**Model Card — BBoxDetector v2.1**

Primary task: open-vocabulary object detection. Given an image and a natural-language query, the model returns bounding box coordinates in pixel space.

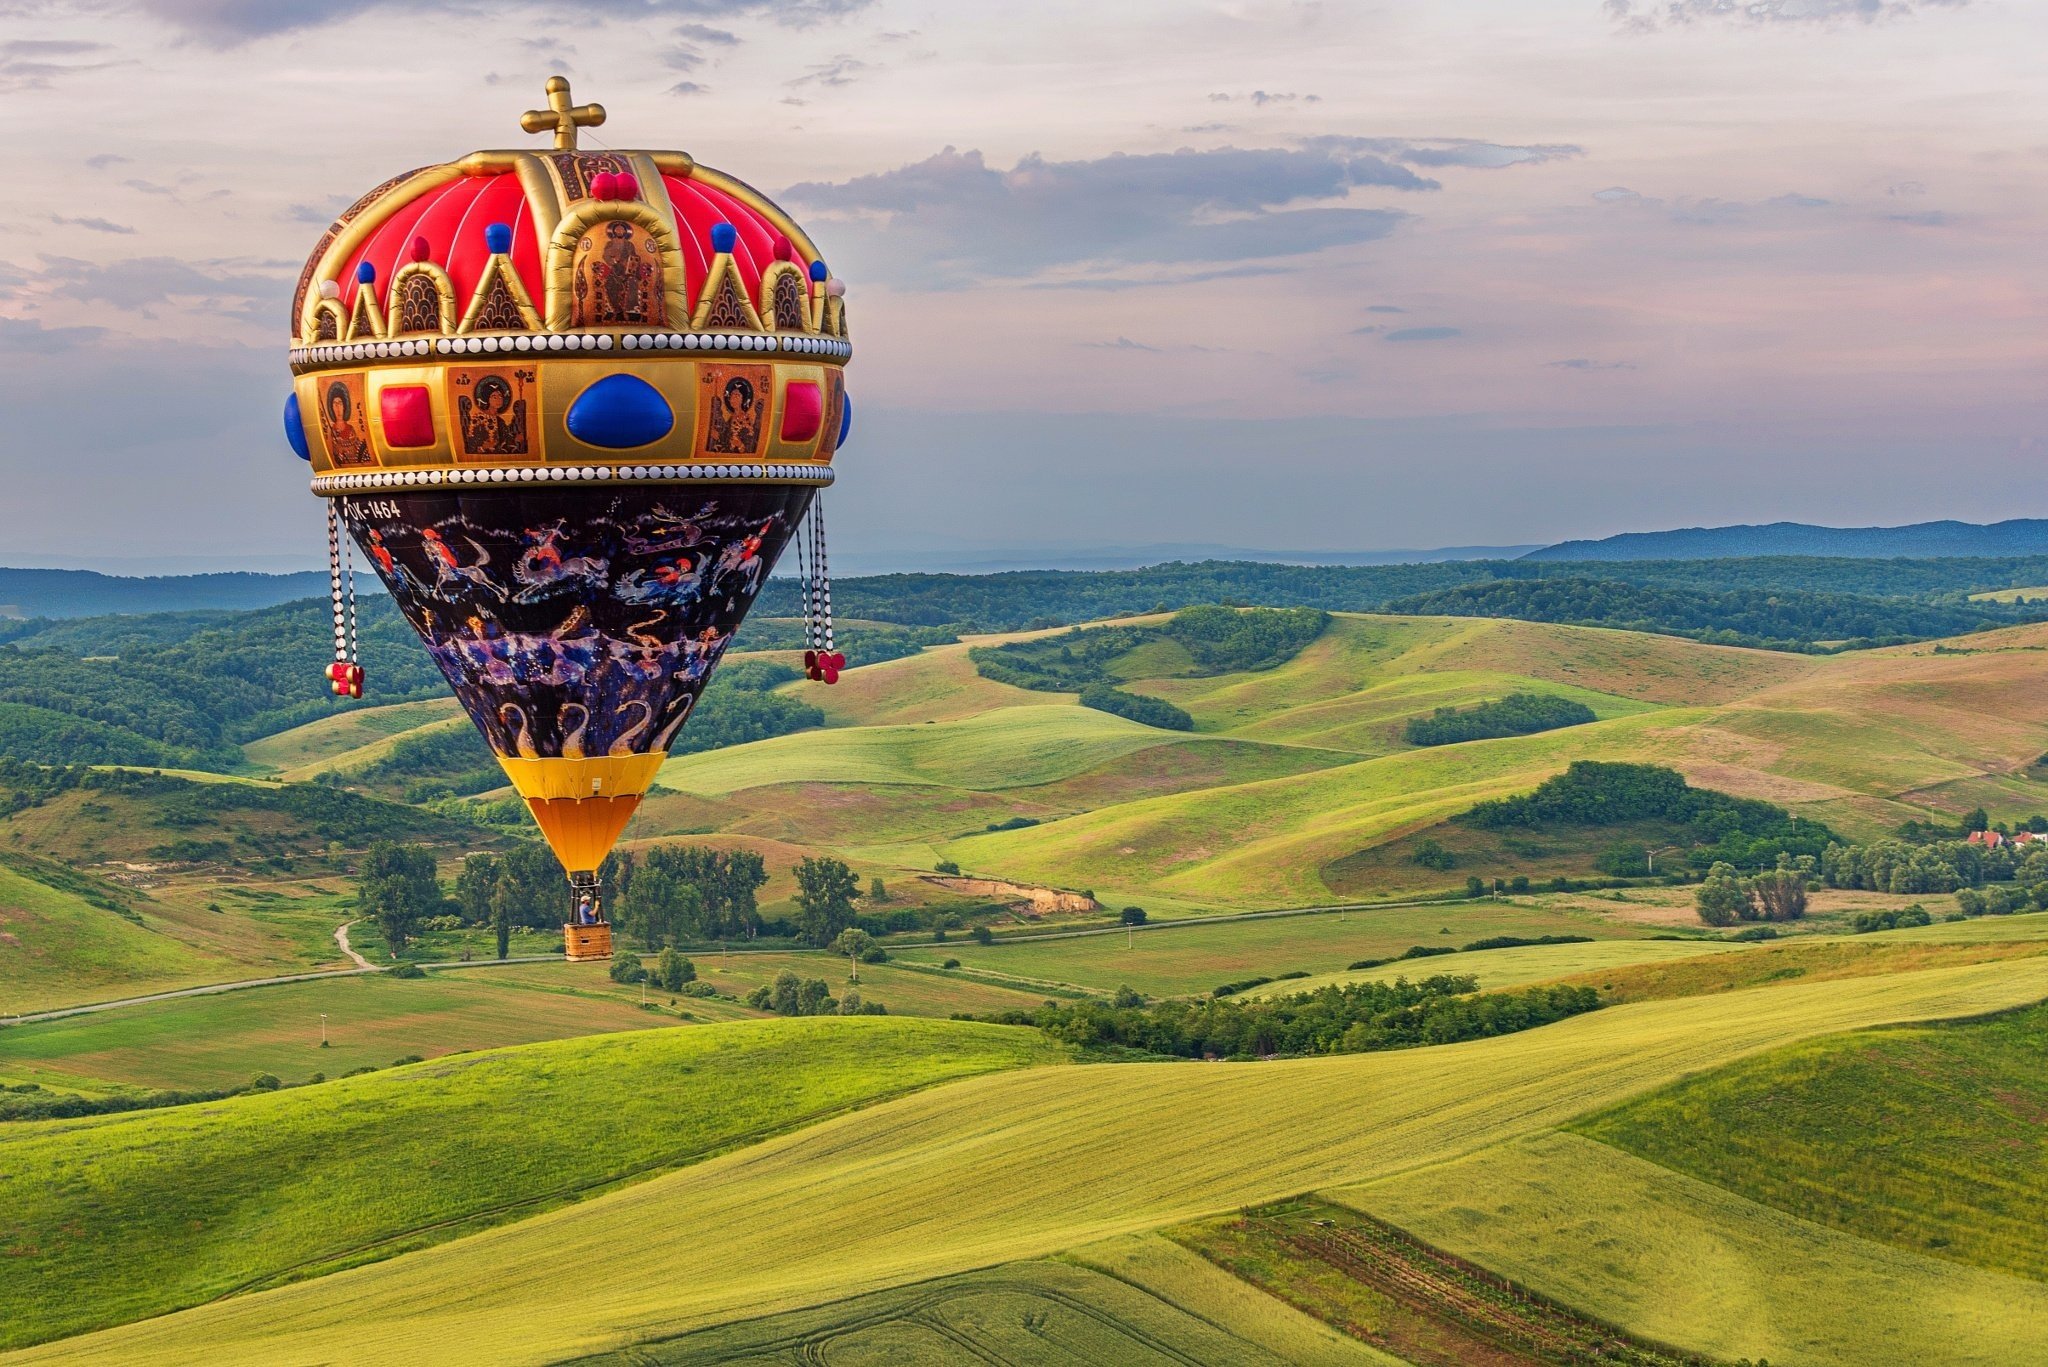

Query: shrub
[942,958,961,969]
[1412,839,1456,871]
[387,962,427,979]
[971,925,994,945]
[935,860,961,876]
[1850,904,1934,934]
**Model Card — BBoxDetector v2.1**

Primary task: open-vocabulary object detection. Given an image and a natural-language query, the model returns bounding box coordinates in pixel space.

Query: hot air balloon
[282,78,852,960]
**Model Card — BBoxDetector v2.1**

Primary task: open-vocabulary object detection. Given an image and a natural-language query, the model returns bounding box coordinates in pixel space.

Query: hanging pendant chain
[326,501,348,665]
[814,492,834,653]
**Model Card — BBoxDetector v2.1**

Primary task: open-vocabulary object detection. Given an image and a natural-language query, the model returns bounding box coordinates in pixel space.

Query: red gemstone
[379,385,435,448]
[780,381,823,444]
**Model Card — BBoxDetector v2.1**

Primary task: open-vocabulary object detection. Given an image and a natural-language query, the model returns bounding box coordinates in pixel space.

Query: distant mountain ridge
[0,568,328,621]
[1523,520,2048,562]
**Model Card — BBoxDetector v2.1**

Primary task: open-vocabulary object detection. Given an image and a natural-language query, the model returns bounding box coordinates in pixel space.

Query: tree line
[974,975,1601,1060]
[358,841,874,957]
[1404,693,1596,747]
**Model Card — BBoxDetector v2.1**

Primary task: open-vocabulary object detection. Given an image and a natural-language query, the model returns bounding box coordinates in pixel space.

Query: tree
[869,876,889,903]
[838,987,864,1015]
[654,946,694,992]
[971,924,994,945]
[454,853,498,925]
[793,856,860,946]
[1695,861,1754,927]
[1595,841,1649,877]
[490,883,512,960]
[1120,906,1147,925]
[1750,868,1808,921]
[1965,807,1991,833]
[610,951,646,984]
[832,927,876,983]
[357,841,440,955]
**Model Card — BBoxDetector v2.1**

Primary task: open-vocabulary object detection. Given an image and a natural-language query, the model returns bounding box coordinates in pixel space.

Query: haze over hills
[1524,519,2048,562]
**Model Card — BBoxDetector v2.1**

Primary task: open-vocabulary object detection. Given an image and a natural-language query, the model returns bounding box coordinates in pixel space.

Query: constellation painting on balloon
[282,76,853,957]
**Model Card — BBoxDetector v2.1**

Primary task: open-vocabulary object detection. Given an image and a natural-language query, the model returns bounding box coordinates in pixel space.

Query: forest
[1458,761,1839,870]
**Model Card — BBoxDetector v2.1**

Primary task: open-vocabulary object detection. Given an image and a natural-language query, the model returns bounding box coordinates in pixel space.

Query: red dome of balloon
[288,77,843,348]
[316,168,816,328]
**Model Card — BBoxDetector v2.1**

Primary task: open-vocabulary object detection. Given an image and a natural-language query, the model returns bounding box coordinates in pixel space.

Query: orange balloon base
[525,794,643,875]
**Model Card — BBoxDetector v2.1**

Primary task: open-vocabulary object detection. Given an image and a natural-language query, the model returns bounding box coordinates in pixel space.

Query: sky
[1,0,2043,573]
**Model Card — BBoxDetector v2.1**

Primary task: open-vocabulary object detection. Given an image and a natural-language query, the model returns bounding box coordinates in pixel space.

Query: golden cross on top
[521,76,606,151]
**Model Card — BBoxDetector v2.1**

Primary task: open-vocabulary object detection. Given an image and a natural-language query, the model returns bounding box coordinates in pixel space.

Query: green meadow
[0,1018,1059,1349]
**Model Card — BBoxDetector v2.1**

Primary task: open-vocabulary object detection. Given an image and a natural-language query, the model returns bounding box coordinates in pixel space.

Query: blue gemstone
[566,373,674,449]
[485,222,514,255]
[836,392,853,449]
[355,260,376,285]
[284,392,311,461]
[809,259,828,282]
[710,222,737,254]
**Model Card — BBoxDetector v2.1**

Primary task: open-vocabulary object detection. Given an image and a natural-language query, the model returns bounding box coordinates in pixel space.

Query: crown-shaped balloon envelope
[284,78,853,916]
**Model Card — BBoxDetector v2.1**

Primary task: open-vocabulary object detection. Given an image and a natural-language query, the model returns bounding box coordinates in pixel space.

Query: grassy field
[0,1018,1060,1350]
[1573,998,2048,1281]
[0,862,226,1017]
[1344,1130,2048,1367]
[1554,930,2048,1003]
[1238,937,1744,999]
[478,951,1066,1018]
[0,970,683,1092]
[628,615,2048,911]
[891,901,1672,999]
[240,697,464,779]
[29,955,2048,1365]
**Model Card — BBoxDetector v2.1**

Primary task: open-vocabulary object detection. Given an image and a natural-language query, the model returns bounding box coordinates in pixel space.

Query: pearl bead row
[289,333,851,369]
[311,462,835,493]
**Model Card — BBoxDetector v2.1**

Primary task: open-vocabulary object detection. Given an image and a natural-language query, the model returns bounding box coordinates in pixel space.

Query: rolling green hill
[0,1017,1059,1349]
[25,954,2048,1364]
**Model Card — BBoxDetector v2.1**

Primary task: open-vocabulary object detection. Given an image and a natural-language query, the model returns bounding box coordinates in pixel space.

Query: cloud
[1383,326,1461,342]
[50,214,135,235]
[1349,325,1380,335]
[669,80,709,96]
[1607,0,1967,28]
[84,153,131,170]
[30,254,286,325]
[789,54,866,87]
[787,142,1439,285]
[1309,136,1582,169]
[283,195,351,225]
[1024,263,1296,291]
[1765,192,1830,208]
[0,315,105,354]
[1085,337,1162,353]
[675,22,739,43]
[662,43,706,71]
[0,37,120,90]
[137,0,872,46]
[1888,210,1951,226]
[1547,358,1635,370]
[1209,90,1322,106]
[1366,304,1406,313]
[1593,186,1648,203]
